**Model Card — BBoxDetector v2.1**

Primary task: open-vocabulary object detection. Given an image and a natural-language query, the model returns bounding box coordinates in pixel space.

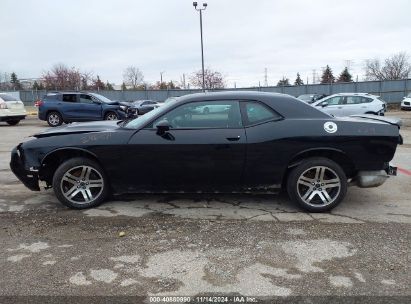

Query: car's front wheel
[287,157,347,212]
[47,111,63,127]
[53,157,109,209]
[6,120,20,126]
[104,111,119,120]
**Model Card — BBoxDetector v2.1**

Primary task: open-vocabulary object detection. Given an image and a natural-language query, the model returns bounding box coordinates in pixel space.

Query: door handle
[226,136,241,141]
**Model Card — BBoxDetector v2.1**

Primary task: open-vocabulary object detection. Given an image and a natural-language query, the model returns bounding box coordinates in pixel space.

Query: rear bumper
[10,146,40,191]
[0,115,26,121]
[354,164,397,188]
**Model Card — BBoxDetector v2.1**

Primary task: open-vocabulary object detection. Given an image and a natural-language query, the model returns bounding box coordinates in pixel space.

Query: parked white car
[0,93,27,125]
[193,104,230,114]
[312,93,386,117]
[401,93,411,110]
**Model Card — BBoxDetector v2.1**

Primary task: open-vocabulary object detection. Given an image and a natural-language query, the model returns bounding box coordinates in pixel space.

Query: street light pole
[193,2,207,92]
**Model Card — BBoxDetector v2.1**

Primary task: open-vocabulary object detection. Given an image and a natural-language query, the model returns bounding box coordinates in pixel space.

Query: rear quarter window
[44,94,62,101]
[242,101,282,126]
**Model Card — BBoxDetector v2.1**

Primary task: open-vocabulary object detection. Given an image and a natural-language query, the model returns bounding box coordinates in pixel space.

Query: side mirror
[156,120,171,135]
[320,101,328,107]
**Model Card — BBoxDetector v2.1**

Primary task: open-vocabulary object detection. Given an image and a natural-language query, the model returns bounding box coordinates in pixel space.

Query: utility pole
[160,71,164,85]
[193,2,207,91]
[264,68,268,87]
[312,69,316,84]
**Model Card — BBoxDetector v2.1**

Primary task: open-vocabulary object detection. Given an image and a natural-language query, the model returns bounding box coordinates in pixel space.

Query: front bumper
[354,164,397,188]
[10,146,40,191]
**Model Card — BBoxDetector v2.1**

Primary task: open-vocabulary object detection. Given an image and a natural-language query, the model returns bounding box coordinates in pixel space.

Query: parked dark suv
[37,92,135,127]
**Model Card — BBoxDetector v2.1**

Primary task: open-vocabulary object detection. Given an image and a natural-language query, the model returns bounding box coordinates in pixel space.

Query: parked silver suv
[312,93,386,117]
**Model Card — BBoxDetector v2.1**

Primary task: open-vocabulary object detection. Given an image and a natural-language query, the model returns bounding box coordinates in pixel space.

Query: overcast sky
[1,0,410,87]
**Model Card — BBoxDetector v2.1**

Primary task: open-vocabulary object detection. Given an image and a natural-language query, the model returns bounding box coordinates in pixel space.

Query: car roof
[176,91,330,119]
[329,93,377,97]
[46,91,93,95]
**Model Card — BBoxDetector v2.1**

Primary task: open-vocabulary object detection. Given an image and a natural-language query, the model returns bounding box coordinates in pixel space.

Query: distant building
[19,78,46,90]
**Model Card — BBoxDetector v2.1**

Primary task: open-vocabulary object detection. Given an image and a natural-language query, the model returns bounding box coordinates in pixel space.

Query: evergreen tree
[320,65,335,83]
[121,82,127,90]
[337,67,353,82]
[277,77,290,86]
[106,82,114,90]
[32,81,40,90]
[92,75,105,91]
[294,73,304,85]
[10,72,21,89]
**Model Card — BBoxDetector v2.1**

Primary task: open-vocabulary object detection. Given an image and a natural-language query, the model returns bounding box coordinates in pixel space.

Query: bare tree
[123,66,144,89]
[43,64,82,90]
[365,52,411,80]
[189,68,225,89]
[0,72,11,90]
[81,71,94,90]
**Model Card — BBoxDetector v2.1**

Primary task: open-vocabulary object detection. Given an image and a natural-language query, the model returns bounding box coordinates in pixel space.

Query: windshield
[164,97,178,103]
[124,99,179,128]
[297,94,314,102]
[0,94,20,101]
[90,93,115,104]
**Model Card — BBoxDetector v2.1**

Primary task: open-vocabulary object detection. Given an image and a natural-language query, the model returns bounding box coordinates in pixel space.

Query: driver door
[318,96,344,116]
[78,94,102,120]
[125,100,246,192]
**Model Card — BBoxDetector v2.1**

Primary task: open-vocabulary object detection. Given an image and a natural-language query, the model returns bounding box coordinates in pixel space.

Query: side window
[346,96,362,104]
[242,101,281,126]
[152,101,242,129]
[79,94,93,104]
[362,97,373,103]
[62,94,77,103]
[325,96,343,105]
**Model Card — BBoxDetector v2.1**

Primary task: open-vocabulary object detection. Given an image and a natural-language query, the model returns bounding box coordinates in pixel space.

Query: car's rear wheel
[6,120,20,126]
[104,111,118,120]
[47,111,63,127]
[53,157,109,209]
[287,157,347,212]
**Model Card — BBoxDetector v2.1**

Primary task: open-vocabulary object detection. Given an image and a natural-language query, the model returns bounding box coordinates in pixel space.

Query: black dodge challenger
[10,91,402,212]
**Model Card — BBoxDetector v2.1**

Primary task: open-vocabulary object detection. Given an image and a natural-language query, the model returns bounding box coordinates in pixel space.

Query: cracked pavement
[0,115,410,300]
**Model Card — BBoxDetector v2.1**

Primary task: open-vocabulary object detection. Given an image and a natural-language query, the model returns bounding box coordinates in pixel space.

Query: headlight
[119,105,127,111]
[0,103,8,109]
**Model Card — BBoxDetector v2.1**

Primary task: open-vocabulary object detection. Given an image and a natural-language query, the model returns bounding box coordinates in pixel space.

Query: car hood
[33,121,121,138]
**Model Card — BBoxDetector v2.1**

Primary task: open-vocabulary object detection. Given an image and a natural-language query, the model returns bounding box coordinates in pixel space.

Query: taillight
[34,100,43,107]
[0,102,7,109]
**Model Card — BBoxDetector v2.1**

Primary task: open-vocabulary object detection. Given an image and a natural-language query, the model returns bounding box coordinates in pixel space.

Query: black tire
[286,157,347,212]
[6,120,20,126]
[53,157,109,209]
[104,111,119,120]
[47,111,63,127]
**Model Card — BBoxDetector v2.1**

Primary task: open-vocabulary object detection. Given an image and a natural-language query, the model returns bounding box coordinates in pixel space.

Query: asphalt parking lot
[0,114,410,301]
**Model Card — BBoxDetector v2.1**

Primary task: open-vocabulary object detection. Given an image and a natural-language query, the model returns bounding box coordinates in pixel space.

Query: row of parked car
[297,93,389,116]
[0,91,410,127]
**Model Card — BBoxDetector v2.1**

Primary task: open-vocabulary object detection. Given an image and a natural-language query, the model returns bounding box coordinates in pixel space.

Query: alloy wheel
[296,166,341,207]
[48,114,60,126]
[105,113,118,120]
[60,166,104,205]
